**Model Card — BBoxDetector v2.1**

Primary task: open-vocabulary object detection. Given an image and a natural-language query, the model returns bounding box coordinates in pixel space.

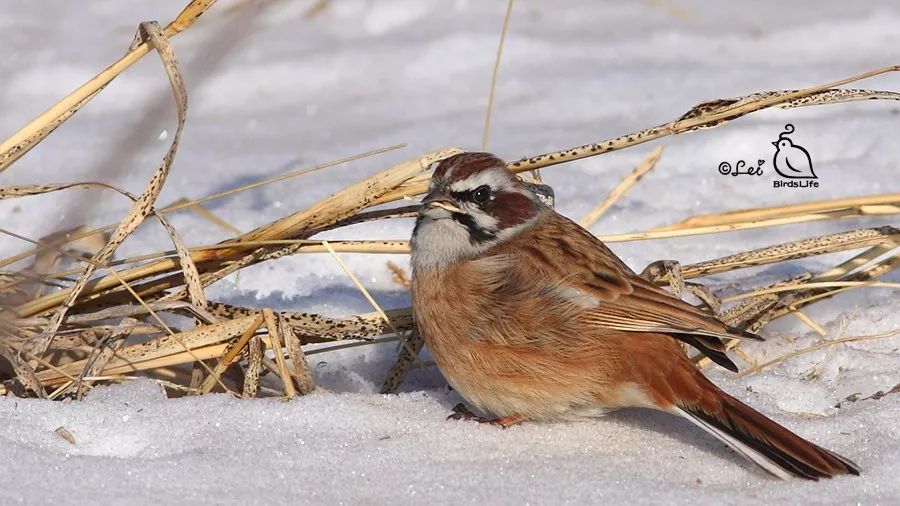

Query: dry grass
[0,1,897,400]
[482,0,515,151]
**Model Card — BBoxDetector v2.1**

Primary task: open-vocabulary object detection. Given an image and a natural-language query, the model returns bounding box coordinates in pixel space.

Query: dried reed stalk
[34,21,192,357]
[579,147,664,227]
[371,66,900,205]
[0,0,215,173]
[653,193,900,230]
[481,0,515,150]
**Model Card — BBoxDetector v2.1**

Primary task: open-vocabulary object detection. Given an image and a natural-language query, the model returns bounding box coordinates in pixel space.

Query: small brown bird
[409,152,860,480]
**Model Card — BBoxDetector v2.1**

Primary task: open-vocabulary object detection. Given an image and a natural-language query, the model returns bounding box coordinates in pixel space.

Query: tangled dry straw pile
[0,0,898,402]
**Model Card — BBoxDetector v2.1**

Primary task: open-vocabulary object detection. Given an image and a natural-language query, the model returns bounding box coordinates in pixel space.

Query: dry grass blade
[788,309,827,337]
[322,240,439,387]
[482,0,514,150]
[767,254,899,321]
[239,148,461,245]
[263,309,296,397]
[1,183,211,313]
[242,335,264,398]
[735,88,900,111]
[0,345,46,398]
[653,193,900,230]
[84,344,231,382]
[199,313,263,394]
[506,65,899,173]
[0,0,215,174]
[667,226,898,280]
[599,208,898,243]
[0,144,404,271]
[177,199,243,235]
[579,146,664,227]
[369,66,899,204]
[387,261,411,288]
[25,239,409,287]
[78,222,892,285]
[321,241,398,335]
[305,336,401,356]
[815,243,897,281]
[65,193,891,290]
[30,237,412,285]
[734,328,900,378]
[35,315,258,384]
[281,315,315,395]
[73,318,134,399]
[155,213,207,309]
[0,182,130,200]
[723,281,900,302]
[163,0,217,35]
[692,246,898,368]
[206,302,414,343]
[380,330,424,394]
[13,301,194,327]
[12,149,460,319]
[35,21,189,355]
[100,266,233,394]
[165,144,405,214]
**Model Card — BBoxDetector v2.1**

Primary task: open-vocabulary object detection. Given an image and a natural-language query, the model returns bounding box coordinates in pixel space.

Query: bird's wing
[785,148,812,173]
[496,210,759,371]
[784,156,801,173]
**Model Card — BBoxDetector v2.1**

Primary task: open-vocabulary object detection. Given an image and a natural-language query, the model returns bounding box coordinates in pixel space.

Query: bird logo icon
[772,124,816,179]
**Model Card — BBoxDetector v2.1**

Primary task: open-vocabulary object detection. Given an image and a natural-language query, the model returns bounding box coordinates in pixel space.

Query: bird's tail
[674,384,860,480]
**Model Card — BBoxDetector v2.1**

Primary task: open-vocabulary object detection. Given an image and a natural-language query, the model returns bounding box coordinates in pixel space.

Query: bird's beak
[771,141,778,147]
[421,190,466,214]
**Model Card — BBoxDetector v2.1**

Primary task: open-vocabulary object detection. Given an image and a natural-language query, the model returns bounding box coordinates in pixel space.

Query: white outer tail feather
[674,407,794,480]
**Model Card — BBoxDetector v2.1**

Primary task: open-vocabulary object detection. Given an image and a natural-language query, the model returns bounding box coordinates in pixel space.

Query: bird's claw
[447,403,526,428]
[447,403,490,423]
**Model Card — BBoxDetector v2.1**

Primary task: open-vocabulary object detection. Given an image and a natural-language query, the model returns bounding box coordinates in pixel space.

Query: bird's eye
[471,185,491,204]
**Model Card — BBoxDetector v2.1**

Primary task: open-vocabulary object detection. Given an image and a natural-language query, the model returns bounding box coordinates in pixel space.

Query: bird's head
[410,152,541,269]
[773,138,792,149]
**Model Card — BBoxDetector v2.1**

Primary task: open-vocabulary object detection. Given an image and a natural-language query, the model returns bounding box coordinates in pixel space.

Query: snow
[1,379,897,505]
[1,1,899,504]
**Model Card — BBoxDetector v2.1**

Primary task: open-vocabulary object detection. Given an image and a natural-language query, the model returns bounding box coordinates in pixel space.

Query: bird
[409,152,859,480]
[772,124,816,179]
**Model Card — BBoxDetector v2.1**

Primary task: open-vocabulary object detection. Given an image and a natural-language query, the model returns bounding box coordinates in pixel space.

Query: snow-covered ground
[1,1,899,504]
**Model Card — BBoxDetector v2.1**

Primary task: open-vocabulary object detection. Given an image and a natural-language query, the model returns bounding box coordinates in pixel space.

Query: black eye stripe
[450,185,492,204]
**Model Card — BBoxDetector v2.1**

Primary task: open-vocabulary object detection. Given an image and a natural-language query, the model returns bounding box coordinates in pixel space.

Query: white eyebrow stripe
[449,170,511,192]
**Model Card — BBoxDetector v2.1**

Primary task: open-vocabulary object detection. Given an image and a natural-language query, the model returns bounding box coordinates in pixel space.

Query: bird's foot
[447,403,526,428]
[447,403,489,422]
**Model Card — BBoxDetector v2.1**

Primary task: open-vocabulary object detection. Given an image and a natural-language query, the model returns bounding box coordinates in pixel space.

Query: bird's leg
[447,403,527,428]
[491,413,528,428]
